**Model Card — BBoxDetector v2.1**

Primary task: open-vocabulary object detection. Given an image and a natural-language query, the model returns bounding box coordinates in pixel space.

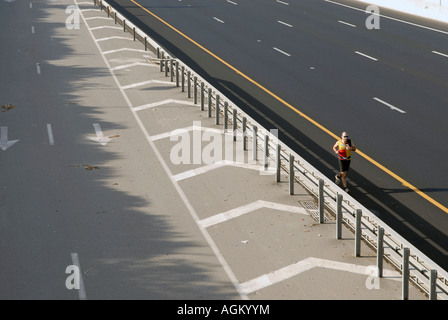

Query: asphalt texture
[0,0,430,301]
[104,0,448,271]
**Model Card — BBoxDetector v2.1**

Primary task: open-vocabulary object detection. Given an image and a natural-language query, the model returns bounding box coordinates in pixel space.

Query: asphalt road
[105,0,448,270]
[0,0,240,299]
[0,0,442,301]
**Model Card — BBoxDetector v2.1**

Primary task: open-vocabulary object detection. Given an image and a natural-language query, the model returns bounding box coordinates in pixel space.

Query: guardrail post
[161,52,165,73]
[187,71,191,98]
[165,57,169,77]
[133,27,136,41]
[242,117,247,150]
[232,109,237,142]
[181,66,185,92]
[276,144,281,182]
[289,155,294,195]
[264,135,269,170]
[170,60,174,82]
[123,19,126,32]
[430,269,437,300]
[194,77,198,104]
[402,247,410,300]
[429,269,437,300]
[175,62,179,87]
[318,179,325,223]
[355,209,362,257]
[224,102,228,131]
[336,193,342,239]
[252,126,258,161]
[215,95,220,125]
[377,227,384,278]
[115,11,117,24]
[208,88,212,117]
[200,82,205,111]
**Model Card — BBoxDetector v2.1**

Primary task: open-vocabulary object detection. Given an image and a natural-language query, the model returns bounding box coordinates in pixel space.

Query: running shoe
[335,175,341,185]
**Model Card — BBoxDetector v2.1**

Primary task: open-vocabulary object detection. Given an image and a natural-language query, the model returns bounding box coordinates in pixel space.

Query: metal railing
[92,0,448,300]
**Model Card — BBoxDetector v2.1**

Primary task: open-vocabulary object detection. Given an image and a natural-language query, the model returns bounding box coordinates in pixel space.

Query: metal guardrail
[92,0,448,300]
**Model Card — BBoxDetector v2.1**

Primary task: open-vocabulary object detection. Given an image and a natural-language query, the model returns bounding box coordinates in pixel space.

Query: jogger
[333,131,356,193]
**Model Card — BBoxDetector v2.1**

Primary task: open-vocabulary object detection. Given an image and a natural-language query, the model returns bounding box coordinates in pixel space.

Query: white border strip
[70,253,87,300]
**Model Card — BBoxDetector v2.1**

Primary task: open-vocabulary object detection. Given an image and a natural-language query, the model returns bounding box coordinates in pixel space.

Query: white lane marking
[373,97,406,114]
[0,127,19,151]
[31,26,35,34]
[76,0,247,300]
[120,79,173,90]
[238,257,400,295]
[89,26,122,31]
[88,123,111,146]
[432,50,448,58]
[198,200,308,228]
[133,99,195,112]
[70,253,87,300]
[149,124,221,141]
[276,0,289,5]
[96,36,133,42]
[29,2,32,8]
[102,48,147,55]
[36,63,41,75]
[111,62,156,71]
[277,20,293,28]
[325,0,448,36]
[355,51,378,61]
[273,47,291,57]
[173,162,229,181]
[172,160,264,182]
[227,0,237,5]
[338,20,356,27]
[84,16,111,21]
[213,17,225,24]
[47,124,55,145]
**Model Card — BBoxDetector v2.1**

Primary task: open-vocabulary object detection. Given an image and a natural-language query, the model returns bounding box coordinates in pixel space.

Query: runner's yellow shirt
[337,139,351,160]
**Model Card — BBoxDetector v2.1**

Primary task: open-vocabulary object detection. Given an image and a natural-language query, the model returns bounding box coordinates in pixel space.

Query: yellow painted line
[129,0,448,215]
[357,150,448,214]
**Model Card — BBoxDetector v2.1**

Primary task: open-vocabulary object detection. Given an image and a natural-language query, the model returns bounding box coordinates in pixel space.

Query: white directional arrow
[0,127,19,151]
[88,123,110,146]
